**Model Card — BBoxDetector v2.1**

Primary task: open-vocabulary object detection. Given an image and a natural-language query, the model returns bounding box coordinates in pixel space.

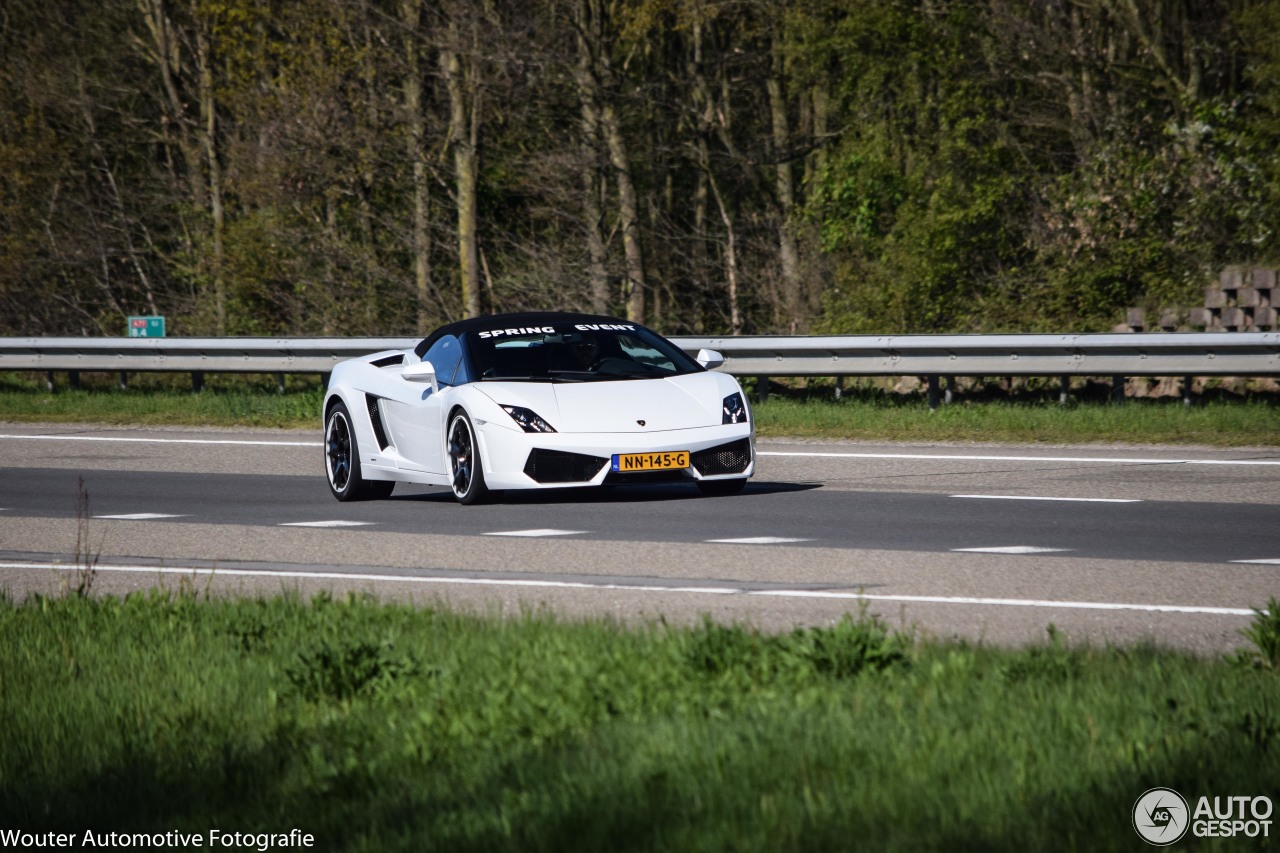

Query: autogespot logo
[1134,787,1190,846]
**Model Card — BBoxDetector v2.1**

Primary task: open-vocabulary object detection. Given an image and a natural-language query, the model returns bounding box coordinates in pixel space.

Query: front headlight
[501,404,557,433]
[722,392,748,424]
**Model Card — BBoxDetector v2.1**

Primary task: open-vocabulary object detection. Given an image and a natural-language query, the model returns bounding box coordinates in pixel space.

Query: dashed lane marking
[951,495,1142,503]
[0,560,1255,616]
[93,513,186,520]
[1230,558,1280,565]
[952,546,1072,555]
[708,537,813,545]
[279,520,375,528]
[483,529,586,537]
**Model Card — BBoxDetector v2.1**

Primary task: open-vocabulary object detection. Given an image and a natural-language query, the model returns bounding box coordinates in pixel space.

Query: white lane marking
[708,536,812,545]
[280,520,374,528]
[0,561,739,595]
[0,560,1254,616]
[951,495,1142,503]
[1231,558,1280,565]
[751,590,1254,616]
[0,433,318,447]
[484,529,586,537]
[4,433,1276,466]
[952,546,1072,555]
[93,513,186,520]
[760,450,1280,467]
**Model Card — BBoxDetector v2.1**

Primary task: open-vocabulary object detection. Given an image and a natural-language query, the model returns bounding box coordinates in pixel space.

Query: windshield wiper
[480,373,597,383]
[546,370,647,381]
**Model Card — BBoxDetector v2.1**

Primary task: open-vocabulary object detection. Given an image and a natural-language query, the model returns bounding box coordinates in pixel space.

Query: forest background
[4,0,1280,340]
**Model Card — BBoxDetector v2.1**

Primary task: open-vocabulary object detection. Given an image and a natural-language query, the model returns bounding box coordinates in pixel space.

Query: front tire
[448,410,491,505]
[325,402,394,501]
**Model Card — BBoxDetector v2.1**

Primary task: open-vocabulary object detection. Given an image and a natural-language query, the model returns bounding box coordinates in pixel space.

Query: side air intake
[365,394,391,450]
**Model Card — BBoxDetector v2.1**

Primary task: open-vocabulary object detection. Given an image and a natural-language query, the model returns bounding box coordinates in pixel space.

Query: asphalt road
[1,423,1277,654]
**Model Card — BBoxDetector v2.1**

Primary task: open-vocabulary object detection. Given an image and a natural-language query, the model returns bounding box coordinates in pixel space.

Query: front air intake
[523,449,608,484]
[691,438,752,476]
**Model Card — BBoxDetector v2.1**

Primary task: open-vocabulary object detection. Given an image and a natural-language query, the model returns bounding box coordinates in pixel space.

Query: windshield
[462,321,702,382]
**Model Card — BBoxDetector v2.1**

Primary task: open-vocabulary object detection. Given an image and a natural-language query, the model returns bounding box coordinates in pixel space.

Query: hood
[476,372,732,433]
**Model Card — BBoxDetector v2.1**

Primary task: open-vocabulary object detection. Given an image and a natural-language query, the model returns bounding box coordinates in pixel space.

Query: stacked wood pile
[1123,268,1277,332]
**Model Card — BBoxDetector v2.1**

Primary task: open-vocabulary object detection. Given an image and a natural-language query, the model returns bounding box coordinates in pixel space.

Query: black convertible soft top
[412,311,643,359]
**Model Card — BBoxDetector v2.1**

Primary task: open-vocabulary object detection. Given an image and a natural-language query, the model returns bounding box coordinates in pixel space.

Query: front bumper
[476,423,754,490]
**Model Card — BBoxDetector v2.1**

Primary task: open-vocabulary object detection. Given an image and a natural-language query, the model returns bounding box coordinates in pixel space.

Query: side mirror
[696,348,725,370]
[403,360,438,392]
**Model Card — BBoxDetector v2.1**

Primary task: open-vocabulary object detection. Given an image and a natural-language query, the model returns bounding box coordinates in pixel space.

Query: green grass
[0,372,323,429]
[1,591,1277,851]
[753,393,1280,446]
[2,371,1278,445]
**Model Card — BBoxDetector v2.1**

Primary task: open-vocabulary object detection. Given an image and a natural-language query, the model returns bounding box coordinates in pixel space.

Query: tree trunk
[402,0,435,333]
[572,1,611,315]
[601,102,645,323]
[705,159,741,335]
[766,44,802,332]
[692,166,709,333]
[359,1,380,329]
[441,15,481,319]
[577,0,644,322]
[195,21,226,334]
[136,0,205,212]
[690,16,740,332]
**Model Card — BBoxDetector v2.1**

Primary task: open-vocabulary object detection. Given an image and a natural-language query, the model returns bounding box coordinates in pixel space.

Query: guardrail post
[927,375,941,410]
[45,371,54,392]
[944,375,955,405]
[69,371,80,390]
[756,376,769,403]
[119,371,128,391]
[192,371,204,393]
[276,372,285,394]
[1110,375,1125,404]
[1059,375,1071,405]
[834,376,843,400]
[1183,375,1194,406]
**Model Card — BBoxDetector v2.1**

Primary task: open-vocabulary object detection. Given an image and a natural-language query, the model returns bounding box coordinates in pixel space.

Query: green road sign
[128,316,165,337]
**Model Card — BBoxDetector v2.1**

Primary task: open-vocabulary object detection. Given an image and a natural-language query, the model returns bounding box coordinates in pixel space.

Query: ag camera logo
[1133,787,1189,846]
[1133,787,1274,845]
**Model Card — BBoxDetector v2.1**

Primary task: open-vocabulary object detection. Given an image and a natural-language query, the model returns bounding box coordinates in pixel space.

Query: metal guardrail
[0,337,417,374]
[672,332,1280,377]
[3,332,1279,403]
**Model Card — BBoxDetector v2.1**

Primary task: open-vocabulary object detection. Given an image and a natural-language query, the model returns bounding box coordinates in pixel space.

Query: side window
[419,335,463,386]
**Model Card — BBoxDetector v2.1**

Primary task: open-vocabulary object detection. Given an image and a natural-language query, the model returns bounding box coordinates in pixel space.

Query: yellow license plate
[611,451,690,473]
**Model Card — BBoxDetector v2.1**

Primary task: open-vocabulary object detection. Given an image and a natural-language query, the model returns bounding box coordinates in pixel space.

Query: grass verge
[2,372,1278,445]
[1,591,1277,851]
[755,392,1280,446]
[0,372,323,429]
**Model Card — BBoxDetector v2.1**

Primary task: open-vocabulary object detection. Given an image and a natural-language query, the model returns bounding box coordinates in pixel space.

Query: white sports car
[323,312,754,504]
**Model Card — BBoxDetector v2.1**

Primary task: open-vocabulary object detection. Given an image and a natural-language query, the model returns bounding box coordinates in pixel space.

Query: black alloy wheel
[325,401,393,501]
[448,410,490,505]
